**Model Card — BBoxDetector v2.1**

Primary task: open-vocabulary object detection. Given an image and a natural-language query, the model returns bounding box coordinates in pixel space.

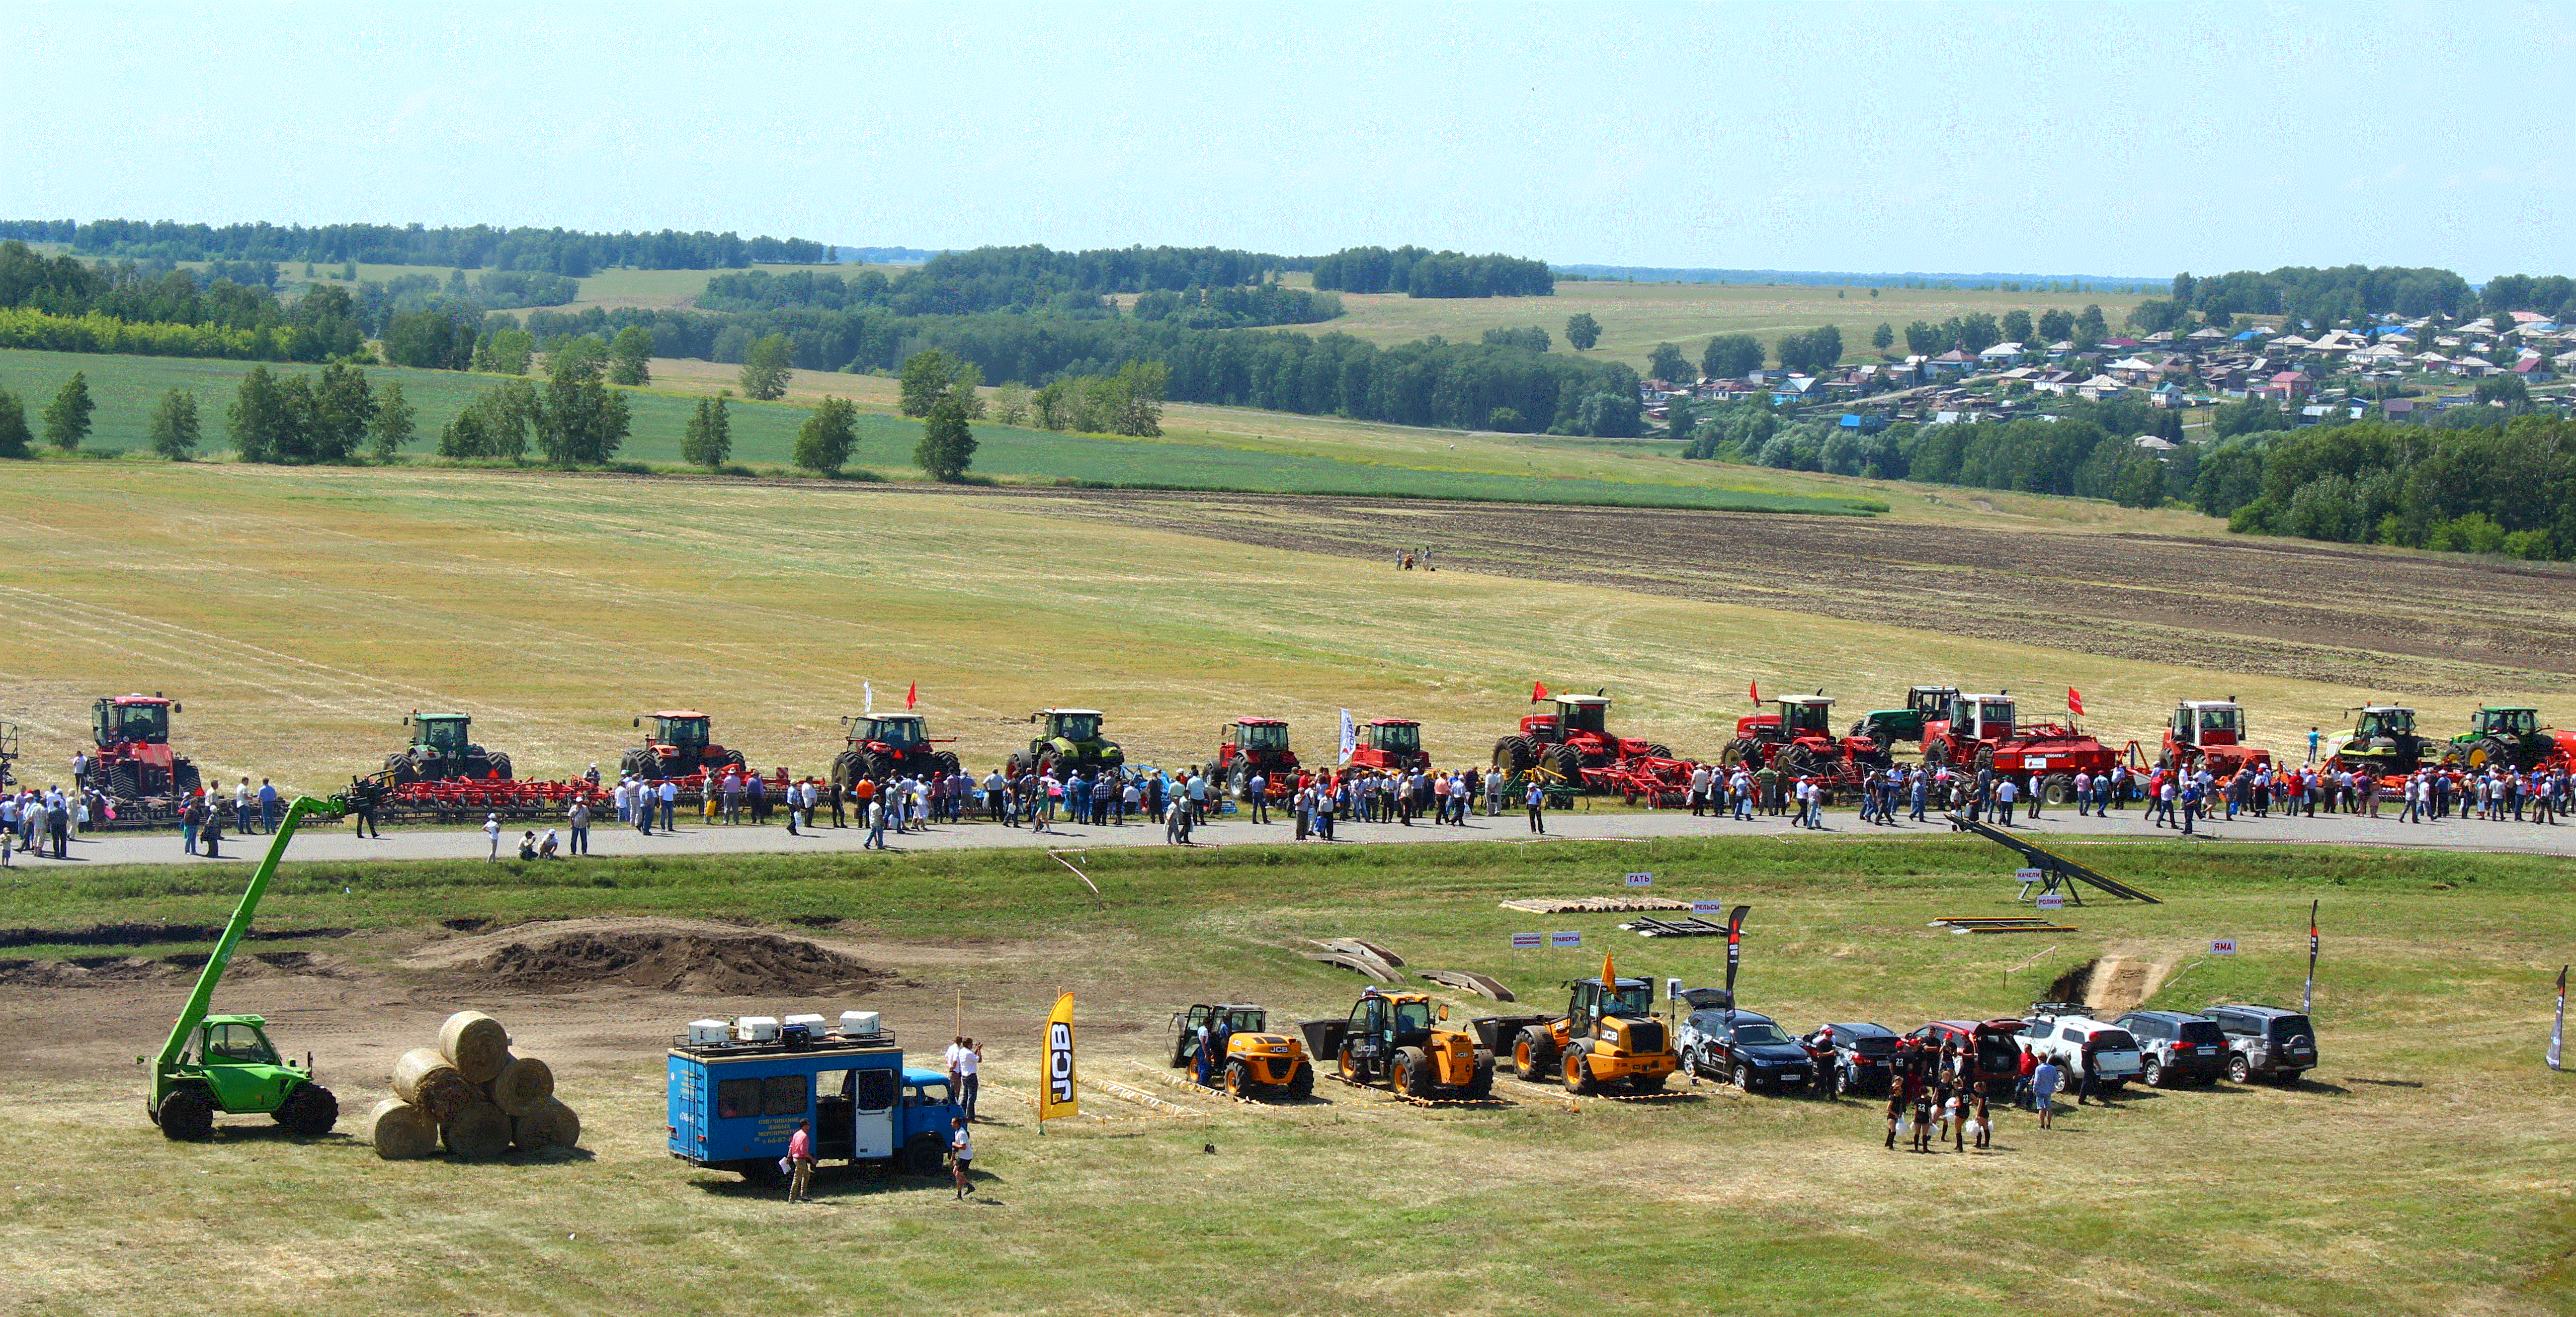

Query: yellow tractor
[1503,963,1680,1095]
[1300,990,1495,1099]
[1169,1003,1314,1100]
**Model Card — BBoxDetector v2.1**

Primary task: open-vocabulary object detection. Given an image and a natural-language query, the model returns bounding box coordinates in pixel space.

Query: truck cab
[668,1023,959,1181]
[2171,701,2244,750]
[1525,695,1610,746]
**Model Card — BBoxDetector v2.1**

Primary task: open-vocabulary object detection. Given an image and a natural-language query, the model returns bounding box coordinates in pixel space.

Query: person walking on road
[483,812,501,861]
[1525,780,1546,834]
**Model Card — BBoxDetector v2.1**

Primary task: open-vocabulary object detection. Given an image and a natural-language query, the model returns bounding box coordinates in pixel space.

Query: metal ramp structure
[1944,813,2161,904]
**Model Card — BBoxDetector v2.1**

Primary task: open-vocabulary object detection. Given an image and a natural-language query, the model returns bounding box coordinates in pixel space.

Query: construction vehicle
[140,794,346,1141]
[1490,961,1680,1095]
[1725,693,1888,779]
[1343,718,1431,775]
[621,710,749,781]
[1168,1003,1315,1099]
[90,692,201,800]
[1923,692,2118,800]
[2161,699,2273,777]
[831,713,960,788]
[1852,685,1961,753]
[1008,708,1125,781]
[2443,705,2576,774]
[1299,991,1495,1099]
[1211,718,1298,796]
[2327,705,2433,779]
[383,711,512,784]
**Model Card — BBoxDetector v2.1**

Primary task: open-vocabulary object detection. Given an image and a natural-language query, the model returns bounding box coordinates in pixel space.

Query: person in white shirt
[483,813,501,861]
[957,1038,982,1123]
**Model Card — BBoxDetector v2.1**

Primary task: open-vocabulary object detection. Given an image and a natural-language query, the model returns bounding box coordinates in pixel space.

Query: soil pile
[0,950,346,988]
[410,918,890,996]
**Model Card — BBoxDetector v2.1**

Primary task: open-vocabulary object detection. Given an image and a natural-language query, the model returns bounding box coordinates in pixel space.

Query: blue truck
[667,1022,960,1182]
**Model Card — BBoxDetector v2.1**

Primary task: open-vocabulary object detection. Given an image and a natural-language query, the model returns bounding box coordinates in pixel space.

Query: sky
[6,0,2570,280]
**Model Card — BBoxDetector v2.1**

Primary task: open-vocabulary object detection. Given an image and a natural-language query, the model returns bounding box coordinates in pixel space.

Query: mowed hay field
[1,838,2569,1315]
[0,459,2566,795]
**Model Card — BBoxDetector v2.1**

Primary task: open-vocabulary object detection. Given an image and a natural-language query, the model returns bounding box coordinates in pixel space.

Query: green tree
[539,372,630,465]
[1647,342,1692,383]
[2074,303,2108,347]
[0,386,30,459]
[1870,322,1895,355]
[607,326,655,386]
[739,333,794,401]
[1565,312,1601,351]
[367,381,416,459]
[794,396,858,474]
[548,334,609,382]
[473,327,537,375]
[43,371,94,450]
[2112,456,2165,508]
[915,393,978,481]
[226,365,295,462]
[681,394,733,467]
[147,388,201,459]
[1999,309,2034,345]
[309,362,375,462]
[993,380,1032,427]
[2037,308,2076,344]
[1701,333,1765,379]
[439,378,537,460]
[899,348,963,417]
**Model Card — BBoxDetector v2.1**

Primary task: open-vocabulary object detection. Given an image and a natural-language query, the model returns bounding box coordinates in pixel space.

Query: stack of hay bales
[369,1010,581,1160]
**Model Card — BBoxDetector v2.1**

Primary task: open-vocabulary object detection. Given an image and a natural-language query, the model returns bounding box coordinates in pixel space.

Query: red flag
[1531,681,1548,703]
[2067,687,2085,716]
[905,682,917,710]
[1749,679,1761,706]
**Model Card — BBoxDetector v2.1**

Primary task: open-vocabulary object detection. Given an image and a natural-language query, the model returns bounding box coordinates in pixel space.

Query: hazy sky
[8,1,2568,279]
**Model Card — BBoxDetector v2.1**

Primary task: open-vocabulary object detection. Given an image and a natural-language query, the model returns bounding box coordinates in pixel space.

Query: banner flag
[2304,900,2320,1013]
[2068,687,2086,716]
[906,682,917,710]
[863,681,874,715]
[1531,681,1548,703]
[1339,709,1358,760]
[1723,904,1750,1031]
[1039,992,1078,1126]
[1749,680,1761,706]
[2550,966,2566,1072]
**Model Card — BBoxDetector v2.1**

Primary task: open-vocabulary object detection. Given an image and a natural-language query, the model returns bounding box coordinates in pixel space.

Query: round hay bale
[483,1052,554,1117]
[392,1047,480,1120]
[511,1097,582,1151]
[440,1100,512,1161]
[365,1098,439,1160]
[439,1011,510,1083]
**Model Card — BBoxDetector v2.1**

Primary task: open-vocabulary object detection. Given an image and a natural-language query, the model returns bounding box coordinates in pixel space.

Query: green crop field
[2,836,2568,1316]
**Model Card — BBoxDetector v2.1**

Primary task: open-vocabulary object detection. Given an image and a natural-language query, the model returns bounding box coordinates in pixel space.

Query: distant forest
[0,219,825,274]
[698,245,1341,326]
[1309,246,1554,297]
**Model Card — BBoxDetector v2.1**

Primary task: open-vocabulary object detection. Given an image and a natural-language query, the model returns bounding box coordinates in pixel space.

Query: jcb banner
[1039,992,1078,1127]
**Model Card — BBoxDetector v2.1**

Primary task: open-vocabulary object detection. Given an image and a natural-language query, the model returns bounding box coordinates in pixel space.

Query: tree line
[1307,246,1554,297]
[2187,417,2576,560]
[1673,393,2191,510]
[695,246,1340,324]
[0,220,824,275]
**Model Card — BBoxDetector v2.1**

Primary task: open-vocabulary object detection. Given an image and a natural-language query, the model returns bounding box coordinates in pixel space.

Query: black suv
[2199,1005,2317,1082]
[1677,1010,1814,1090]
[1809,1022,1899,1095]
[2113,1010,2228,1087]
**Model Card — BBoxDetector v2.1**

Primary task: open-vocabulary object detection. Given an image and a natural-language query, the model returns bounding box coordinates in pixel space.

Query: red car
[1904,1018,2029,1086]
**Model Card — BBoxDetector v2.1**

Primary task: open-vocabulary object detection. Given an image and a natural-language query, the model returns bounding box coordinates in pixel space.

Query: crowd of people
[1786,1027,2129,1153]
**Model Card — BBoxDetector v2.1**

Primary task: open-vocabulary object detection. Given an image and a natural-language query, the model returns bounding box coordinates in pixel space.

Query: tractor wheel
[1632,1070,1669,1094]
[157,1088,215,1141]
[619,749,655,779]
[1924,741,1948,771]
[277,1082,338,1136]
[858,750,892,782]
[1974,745,1996,774]
[1285,1061,1315,1100]
[1645,744,1673,761]
[173,761,202,798]
[831,751,864,788]
[1037,752,1063,781]
[1562,1045,1598,1096]
[383,753,414,785]
[720,750,748,772]
[1721,737,1759,767]
[484,752,512,781]
[1392,1047,1435,1098]
[1493,736,1535,774]
[1515,1027,1559,1082]
[1224,1058,1252,1098]
[2475,736,2514,771]
[1547,744,1588,790]
[2045,774,2075,804]
[932,751,961,777]
[1337,1041,1362,1082]
[902,1133,949,1177]
[1778,743,1822,777]
[1465,1049,1496,1098]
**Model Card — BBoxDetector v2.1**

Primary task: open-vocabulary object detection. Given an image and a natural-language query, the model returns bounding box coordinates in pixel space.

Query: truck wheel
[901,1133,948,1177]
[1514,1028,1559,1082]
[1563,1046,1598,1096]
[2142,1059,2165,1088]
[1224,1058,1251,1098]
[1392,1047,1434,1098]
[1682,1043,1704,1077]
[1337,1042,1361,1081]
[277,1082,338,1136]
[1465,1050,1495,1098]
[2226,1055,2250,1083]
[1285,1061,1315,1100]
[158,1089,214,1141]
[932,751,961,777]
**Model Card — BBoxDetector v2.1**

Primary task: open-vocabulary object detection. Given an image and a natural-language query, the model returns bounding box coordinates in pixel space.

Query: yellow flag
[1039,992,1078,1124]
[1602,950,1617,992]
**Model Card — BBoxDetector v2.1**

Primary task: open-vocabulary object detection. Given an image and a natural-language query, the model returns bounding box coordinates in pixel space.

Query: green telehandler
[138,795,347,1141]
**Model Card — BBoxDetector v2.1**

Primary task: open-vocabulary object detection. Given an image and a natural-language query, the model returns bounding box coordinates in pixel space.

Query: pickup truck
[2018,1005,2144,1088]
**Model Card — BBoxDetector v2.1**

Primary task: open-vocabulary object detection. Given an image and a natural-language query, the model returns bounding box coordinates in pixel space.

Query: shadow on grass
[688,1165,993,1203]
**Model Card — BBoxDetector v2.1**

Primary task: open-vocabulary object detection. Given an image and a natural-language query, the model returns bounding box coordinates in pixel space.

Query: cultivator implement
[1582,755,1696,807]
[377,777,608,823]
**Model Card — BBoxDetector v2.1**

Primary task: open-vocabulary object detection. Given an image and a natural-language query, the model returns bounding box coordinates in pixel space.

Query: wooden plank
[1417,968,1515,1002]
[1302,950,1405,983]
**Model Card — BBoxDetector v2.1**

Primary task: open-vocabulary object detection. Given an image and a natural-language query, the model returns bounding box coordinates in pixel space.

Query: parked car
[1676,1009,1814,1090]
[2018,1004,2144,1087]
[2113,1010,2228,1087]
[1904,1018,2030,1088]
[2199,1004,2318,1083]
[1809,1022,1900,1094]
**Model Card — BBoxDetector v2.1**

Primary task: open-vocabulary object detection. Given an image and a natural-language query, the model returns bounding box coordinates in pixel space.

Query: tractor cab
[1565,976,1656,1038]
[1041,709,1102,743]
[1736,696,1836,746]
[647,711,712,751]
[411,713,473,756]
[847,714,925,749]
[93,694,175,749]
[1351,991,1438,1050]
[1223,718,1290,757]
[158,1013,312,1120]
[2355,706,2416,740]
[1854,686,1958,746]
[1941,694,2016,743]
[1527,695,1610,744]
[2470,706,2541,739]
[1366,720,1421,755]
[2171,701,2244,749]
[1170,1003,1269,1067]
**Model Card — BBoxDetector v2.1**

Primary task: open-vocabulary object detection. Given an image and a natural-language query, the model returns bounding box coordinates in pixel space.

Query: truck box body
[667,1031,958,1171]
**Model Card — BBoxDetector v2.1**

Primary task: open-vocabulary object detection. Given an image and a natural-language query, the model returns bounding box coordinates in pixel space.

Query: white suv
[2019,1005,2144,1087]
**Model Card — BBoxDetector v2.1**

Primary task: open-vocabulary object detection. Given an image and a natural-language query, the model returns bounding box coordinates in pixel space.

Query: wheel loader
[1494,960,1680,1095]
[1299,990,1494,1099]
[1169,1003,1315,1100]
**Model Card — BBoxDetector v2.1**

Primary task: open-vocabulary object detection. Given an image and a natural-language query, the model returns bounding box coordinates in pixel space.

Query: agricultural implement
[1009,708,1125,781]
[1495,691,1693,805]
[831,713,960,787]
[363,775,609,824]
[1212,718,1298,797]
[382,710,511,784]
[2442,705,2576,774]
[141,794,347,1140]
[1924,692,2116,800]
[2161,699,2273,777]
[1343,717,1431,775]
[0,719,16,788]
[1724,693,1886,786]
[1301,991,1495,1099]
[1483,959,1679,1094]
[90,693,201,822]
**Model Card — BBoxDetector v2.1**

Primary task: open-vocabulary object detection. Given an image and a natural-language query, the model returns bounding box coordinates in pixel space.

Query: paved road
[16,799,2576,868]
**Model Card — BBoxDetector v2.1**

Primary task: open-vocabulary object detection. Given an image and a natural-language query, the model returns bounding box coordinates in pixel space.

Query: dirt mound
[409,918,889,996]
[0,950,348,988]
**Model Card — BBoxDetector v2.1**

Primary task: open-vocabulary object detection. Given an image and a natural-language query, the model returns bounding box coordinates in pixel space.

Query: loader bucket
[1470,1014,1555,1051]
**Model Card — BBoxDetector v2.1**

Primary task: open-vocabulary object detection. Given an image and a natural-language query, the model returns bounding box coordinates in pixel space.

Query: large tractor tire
[830,750,865,788]
[1037,752,1063,782]
[1224,1058,1252,1098]
[1720,738,1757,767]
[1778,743,1823,778]
[1465,1049,1496,1098]
[1514,1027,1559,1082]
[720,749,749,772]
[1645,743,1673,760]
[2473,736,2514,771]
[1923,740,1949,771]
[157,1088,215,1141]
[481,752,513,781]
[383,753,417,786]
[1493,736,1537,774]
[276,1081,339,1136]
[1973,745,1996,774]
[1391,1047,1435,1099]
[1547,744,1588,790]
[1337,1041,1362,1082]
[932,751,962,777]
[2045,774,2076,804]
[173,761,202,798]
[1562,1044,1599,1096]
[1285,1060,1315,1100]
[857,750,892,783]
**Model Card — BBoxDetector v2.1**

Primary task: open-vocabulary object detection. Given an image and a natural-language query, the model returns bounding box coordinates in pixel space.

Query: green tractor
[1851,685,1960,756]
[384,711,512,784]
[2329,705,2431,778]
[2445,705,2575,774]
[141,796,345,1141]
[1008,708,1125,781]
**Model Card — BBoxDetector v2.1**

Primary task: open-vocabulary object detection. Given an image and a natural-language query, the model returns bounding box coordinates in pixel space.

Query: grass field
[2,836,2568,1316]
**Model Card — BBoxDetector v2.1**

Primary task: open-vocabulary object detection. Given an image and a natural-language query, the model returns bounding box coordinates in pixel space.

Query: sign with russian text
[2211,938,2238,956]
[1510,932,1543,950]
[1548,930,1582,949]
[1624,872,1653,887]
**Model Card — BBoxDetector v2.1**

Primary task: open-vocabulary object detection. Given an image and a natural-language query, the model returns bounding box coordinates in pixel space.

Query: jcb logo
[1048,1022,1075,1104]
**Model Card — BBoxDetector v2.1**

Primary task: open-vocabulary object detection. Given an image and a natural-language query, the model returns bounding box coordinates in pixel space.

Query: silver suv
[2113,1010,2228,1087]
[2199,1004,2317,1083]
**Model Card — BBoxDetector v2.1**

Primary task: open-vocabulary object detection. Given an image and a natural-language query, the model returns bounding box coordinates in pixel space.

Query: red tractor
[1213,718,1299,795]
[1494,693,1668,785]
[621,710,749,782]
[1723,694,1888,781]
[90,693,201,800]
[2161,699,2272,777]
[831,713,959,787]
[1922,692,2117,801]
[1344,718,1430,775]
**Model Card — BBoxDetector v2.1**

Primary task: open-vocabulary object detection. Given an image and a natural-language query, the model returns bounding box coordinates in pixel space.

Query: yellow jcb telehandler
[1300,989,1495,1099]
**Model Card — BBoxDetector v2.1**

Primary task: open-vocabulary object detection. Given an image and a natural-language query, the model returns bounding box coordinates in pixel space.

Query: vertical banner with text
[1039,992,1078,1128]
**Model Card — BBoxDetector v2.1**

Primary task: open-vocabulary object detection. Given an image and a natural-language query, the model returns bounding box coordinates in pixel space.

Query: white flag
[864,681,874,714]
[1339,709,1357,760]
